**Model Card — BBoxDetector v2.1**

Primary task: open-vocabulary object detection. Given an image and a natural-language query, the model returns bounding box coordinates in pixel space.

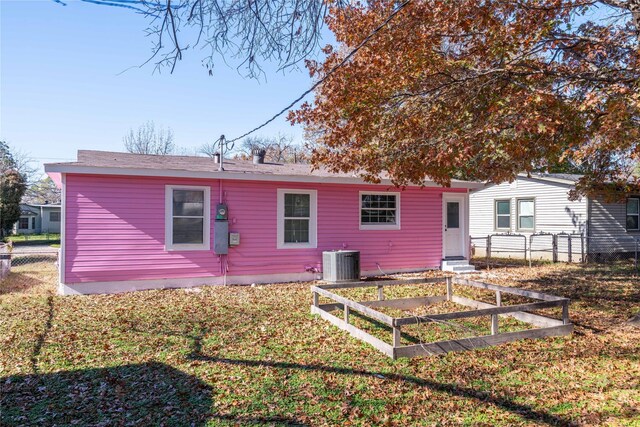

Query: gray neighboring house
[469,173,639,258]
[13,203,62,234]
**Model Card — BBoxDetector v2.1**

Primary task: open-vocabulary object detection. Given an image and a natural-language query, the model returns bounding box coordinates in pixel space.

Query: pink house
[45,151,481,295]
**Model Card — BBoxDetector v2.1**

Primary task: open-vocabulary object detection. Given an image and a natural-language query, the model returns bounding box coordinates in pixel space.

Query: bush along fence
[4,233,61,244]
[471,233,640,270]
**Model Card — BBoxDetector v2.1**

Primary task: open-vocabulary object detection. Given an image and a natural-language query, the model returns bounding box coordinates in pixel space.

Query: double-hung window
[495,199,511,231]
[517,199,535,231]
[165,185,210,250]
[360,192,400,230]
[49,211,60,222]
[277,189,317,249]
[19,217,29,229]
[627,197,640,231]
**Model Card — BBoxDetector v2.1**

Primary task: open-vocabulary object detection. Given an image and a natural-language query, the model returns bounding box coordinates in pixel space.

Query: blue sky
[1,0,329,177]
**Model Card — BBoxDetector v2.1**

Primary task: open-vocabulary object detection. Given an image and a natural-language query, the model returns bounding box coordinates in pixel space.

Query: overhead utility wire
[227,0,412,143]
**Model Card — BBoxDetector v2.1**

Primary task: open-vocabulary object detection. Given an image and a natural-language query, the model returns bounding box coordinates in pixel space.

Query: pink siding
[64,174,466,284]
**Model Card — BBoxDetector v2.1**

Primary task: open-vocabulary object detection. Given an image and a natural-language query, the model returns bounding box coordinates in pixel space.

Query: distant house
[469,173,639,258]
[44,150,482,295]
[13,203,62,235]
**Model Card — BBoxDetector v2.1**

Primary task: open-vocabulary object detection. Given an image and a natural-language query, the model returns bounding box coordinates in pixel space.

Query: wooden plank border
[394,324,573,358]
[393,299,566,326]
[317,277,447,290]
[311,305,395,358]
[451,295,564,328]
[311,276,573,359]
[453,277,565,301]
[312,286,395,326]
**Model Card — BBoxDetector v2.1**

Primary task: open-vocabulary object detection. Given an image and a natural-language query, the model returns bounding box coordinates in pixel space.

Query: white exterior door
[443,195,466,258]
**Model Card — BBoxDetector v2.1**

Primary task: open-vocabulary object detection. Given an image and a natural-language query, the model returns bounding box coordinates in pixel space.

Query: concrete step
[442,260,470,266]
[452,266,476,273]
[441,259,477,273]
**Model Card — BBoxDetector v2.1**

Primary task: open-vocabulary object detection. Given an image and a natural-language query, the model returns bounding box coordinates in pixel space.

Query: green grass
[5,233,61,244]
[1,262,639,426]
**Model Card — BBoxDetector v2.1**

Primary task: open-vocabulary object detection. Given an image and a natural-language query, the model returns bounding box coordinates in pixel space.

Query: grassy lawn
[5,234,61,245]
[1,263,638,426]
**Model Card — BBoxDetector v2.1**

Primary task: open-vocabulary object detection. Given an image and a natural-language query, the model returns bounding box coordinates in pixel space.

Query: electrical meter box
[214,221,229,254]
[216,203,228,220]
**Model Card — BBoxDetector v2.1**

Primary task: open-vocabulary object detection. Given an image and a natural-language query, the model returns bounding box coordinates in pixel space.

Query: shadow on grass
[188,339,572,426]
[523,268,640,315]
[30,296,54,374]
[0,272,51,295]
[1,362,307,426]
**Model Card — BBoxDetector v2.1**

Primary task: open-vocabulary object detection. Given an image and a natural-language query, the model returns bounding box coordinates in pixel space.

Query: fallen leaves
[0,262,639,425]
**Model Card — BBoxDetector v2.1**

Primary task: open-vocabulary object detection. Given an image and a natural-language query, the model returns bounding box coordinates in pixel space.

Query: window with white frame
[517,199,535,231]
[165,185,210,250]
[277,189,317,249]
[49,211,60,222]
[495,199,511,230]
[627,197,639,231]
[360,192,400,230]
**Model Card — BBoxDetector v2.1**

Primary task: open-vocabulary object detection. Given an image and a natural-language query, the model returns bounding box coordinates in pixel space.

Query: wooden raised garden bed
[311,277,573,359]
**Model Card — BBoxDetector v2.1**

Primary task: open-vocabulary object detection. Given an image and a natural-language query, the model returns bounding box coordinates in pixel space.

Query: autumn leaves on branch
[289,0,640,198]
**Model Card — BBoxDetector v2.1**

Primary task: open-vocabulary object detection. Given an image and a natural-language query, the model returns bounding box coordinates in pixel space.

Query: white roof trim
[517,173,578,186]
[474,174,577,192]
[44,164,484,189]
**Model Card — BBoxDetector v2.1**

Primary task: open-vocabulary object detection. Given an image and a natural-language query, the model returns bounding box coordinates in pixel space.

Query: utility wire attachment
[213,134,234,171]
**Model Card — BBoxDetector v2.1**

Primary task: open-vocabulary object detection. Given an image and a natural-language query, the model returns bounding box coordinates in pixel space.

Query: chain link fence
[471,233,640,270]
[0,243,59,290]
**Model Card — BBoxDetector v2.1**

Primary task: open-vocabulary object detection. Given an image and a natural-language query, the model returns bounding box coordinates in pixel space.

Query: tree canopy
[71,0,639,196]
[289,0,640,198]
[24,177,61,205]
[0,142,27,236]
[123,121,176,155]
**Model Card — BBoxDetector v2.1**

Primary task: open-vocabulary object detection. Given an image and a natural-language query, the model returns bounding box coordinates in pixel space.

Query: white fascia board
[44,164,484,189]
[516,173,578,187]
[472,175,577,193]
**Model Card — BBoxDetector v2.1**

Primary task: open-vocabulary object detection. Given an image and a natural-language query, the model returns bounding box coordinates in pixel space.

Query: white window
[517,199,535,231]
[495,199,511,230]
[627,198,639,231]
[360,192,400,230]
[49,211,60,222]
[165,185,211,251]
[277,189,317,249]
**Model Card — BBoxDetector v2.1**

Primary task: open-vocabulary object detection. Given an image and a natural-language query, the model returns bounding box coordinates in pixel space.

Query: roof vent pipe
[252,148,267,165]
[213,152,221,164]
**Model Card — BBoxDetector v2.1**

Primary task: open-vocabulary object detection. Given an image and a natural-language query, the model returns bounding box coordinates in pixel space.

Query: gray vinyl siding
[469,177,588,260]
[469,177,588,236]
[14,205,40,234]
[12,204,61,234]
[40,206,61,233]
[588,197,638,253]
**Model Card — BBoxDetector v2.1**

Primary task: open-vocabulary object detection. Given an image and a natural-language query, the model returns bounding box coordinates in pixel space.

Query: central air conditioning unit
[322,250,360,283]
